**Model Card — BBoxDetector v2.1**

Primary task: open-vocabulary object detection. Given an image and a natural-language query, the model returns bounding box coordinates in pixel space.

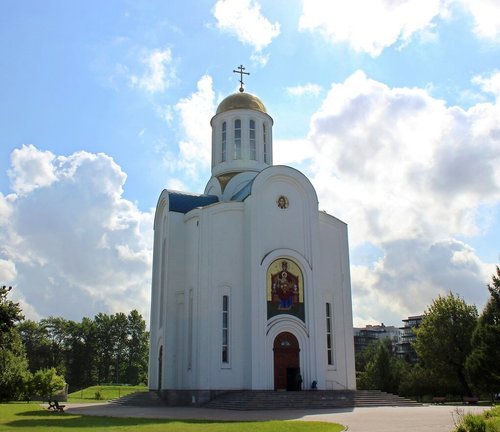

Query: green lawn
[0,403,344,432]
[67,385,148,403]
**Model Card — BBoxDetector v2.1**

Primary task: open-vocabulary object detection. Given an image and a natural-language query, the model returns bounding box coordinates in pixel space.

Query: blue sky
[1,0,499,327]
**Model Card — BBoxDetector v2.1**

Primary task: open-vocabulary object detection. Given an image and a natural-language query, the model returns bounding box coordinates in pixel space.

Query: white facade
[148,91,356,405]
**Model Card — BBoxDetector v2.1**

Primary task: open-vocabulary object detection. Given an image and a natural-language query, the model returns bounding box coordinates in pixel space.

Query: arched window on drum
[221,121,227,162]
[249,119,256,160]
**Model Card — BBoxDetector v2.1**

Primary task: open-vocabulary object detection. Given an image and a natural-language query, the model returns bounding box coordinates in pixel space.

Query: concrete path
[66,402,490,432]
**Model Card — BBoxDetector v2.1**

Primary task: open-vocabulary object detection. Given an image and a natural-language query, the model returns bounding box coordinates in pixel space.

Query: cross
[233,65,250,92]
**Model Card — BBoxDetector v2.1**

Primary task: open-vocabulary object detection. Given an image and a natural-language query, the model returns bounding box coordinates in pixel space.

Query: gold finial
[233,64,250,92]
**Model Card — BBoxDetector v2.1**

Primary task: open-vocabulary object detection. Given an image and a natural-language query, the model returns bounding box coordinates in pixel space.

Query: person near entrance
[295,372,303,391]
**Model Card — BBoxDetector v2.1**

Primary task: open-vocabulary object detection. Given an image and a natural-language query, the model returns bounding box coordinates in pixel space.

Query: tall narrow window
[159,238,166,327]
[222,295,229,363]
[234,119,241,159]
[188,290,193,370]
[326,303,334,365]
[249,119,256,160]
[221,122,227,162]
[263,123,268,163]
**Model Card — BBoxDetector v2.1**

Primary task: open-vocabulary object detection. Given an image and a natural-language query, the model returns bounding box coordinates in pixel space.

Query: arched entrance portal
[273,332,301,391]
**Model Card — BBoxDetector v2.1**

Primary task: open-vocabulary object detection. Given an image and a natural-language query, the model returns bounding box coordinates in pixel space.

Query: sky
[1,0,499,328]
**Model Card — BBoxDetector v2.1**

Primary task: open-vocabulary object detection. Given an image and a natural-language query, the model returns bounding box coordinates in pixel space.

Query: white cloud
[473,70,500,99]
[461,0,500,41]
[1,146,154,322]
[0,258,16,282]
[130,48,174,93]
[286,83,322,97]
[170,75,215,183]
[351,239,489,326]
[274,139,315,166]
[299,0,448,57]
[213,0,280,54]
[8,145,58,195]
[303,70,500,324]
[308,70,500,244]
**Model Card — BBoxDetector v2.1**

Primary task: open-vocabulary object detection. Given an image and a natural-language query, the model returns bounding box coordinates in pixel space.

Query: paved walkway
[65,402,490,432]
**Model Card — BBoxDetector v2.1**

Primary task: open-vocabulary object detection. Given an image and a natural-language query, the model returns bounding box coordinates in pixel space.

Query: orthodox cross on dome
[233,64,250,92]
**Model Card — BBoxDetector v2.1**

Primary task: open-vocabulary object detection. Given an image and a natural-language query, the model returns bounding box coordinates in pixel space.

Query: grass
[452,405,500,432]
[0,403,344,432]
[484,406,500,431]
[67,385,148,403]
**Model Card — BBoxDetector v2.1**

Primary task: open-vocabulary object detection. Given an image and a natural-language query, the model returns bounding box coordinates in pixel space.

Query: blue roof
[168,191,219,213]
[230,178,254,201]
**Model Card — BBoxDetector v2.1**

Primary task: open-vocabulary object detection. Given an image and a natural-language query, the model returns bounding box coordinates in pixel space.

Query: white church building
[148,75,356,405]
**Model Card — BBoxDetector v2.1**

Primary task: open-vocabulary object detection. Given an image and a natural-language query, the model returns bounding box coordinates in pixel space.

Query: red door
[273,332,300,390]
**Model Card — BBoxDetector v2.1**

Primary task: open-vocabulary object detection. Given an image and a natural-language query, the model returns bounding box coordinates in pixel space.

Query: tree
[19,310,149,391]
[125,310,149,385]
[0,285,24,345]
[0,286,30,401]
[0,328,30,401]
[398,364,438,401]
[31,368,66,401]
[17,320,53,373]
[357,338,408,393]
[414,293,478,396]
[64,318,96,390]
[466,266,500,398]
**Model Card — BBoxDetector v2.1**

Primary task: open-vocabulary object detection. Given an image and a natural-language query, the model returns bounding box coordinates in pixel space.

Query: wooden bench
[47,401,65,412]
[432,397,447,404]
[463,396,479,405]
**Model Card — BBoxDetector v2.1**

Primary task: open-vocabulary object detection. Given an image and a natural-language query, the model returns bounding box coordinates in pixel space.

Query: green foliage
[398,364,441,399]
[0,286,24,344]
[18,310,149,391]
[0,287,30,401]
[452,406,500,432]
[0,329,31,401]
[466,266,500,397]
[414,292,478,396]
[356,339,408,393]
[31,368,66,401]
[453,412,487,432]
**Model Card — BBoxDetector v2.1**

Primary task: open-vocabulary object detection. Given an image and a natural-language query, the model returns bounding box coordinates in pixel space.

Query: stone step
[204,390,421,410]
[110,391,165,407]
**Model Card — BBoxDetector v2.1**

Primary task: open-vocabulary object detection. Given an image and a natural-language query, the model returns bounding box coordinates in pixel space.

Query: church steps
[203,390,421,410]
[111,390,421,409]
[109,391,165,407]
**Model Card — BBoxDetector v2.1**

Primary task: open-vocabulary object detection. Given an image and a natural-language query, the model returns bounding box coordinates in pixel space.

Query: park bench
[47,400,65,412]
[432,397,447,404]
[462,396,479,405]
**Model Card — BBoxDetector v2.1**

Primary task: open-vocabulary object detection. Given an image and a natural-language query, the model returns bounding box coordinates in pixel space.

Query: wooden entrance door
[273,332,300,390]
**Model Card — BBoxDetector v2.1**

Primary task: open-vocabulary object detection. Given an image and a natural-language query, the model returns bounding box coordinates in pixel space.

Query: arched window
[249,119,256,160]
[234,119,241,159]
[263,123,268,163]
[221,121,227,162]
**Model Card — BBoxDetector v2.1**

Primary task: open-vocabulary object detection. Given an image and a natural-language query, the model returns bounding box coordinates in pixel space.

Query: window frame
[233,119,241,159]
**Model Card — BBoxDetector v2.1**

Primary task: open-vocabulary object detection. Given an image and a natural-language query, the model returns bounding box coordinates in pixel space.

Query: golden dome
[216,92,267,115]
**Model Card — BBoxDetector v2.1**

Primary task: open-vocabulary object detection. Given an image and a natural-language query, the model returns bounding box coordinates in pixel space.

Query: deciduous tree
[0,286,29,401]
[31,368,66,401]
[466,266,500,398]
[414,293,477,396]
